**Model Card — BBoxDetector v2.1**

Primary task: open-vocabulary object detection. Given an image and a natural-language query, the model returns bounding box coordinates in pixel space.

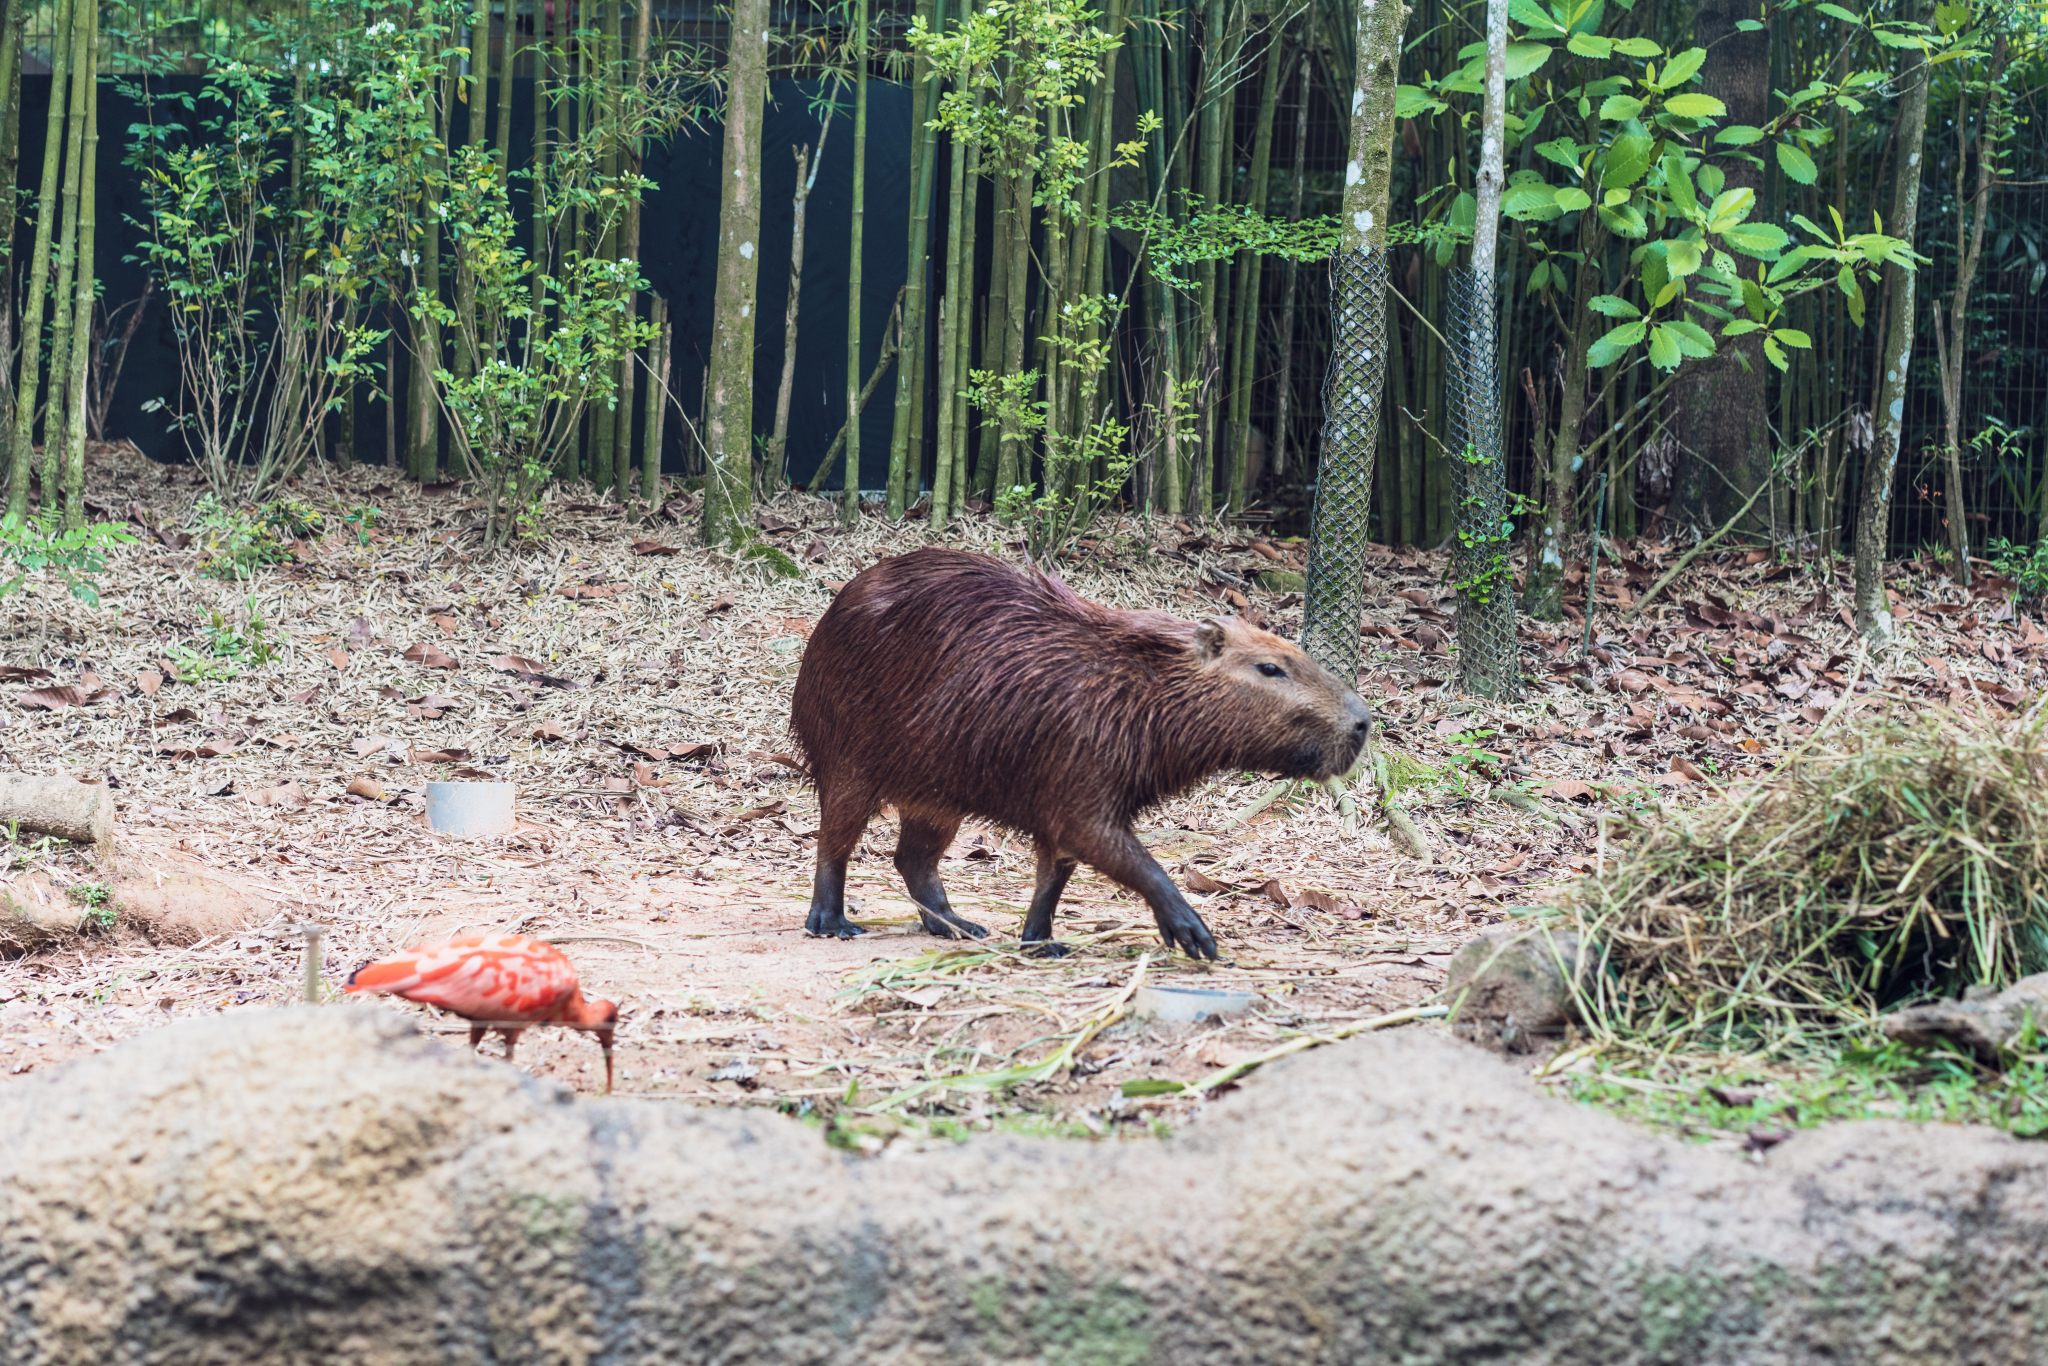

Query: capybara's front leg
[895,813,986,940]
[1020,837,1079,957]
[1071,828,1220,961]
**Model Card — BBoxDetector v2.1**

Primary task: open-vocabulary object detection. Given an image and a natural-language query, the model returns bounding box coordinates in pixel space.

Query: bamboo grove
[0,0,2042,630]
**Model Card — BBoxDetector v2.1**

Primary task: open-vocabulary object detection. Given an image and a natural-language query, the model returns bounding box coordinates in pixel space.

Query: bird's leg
[468,1023,486,1053]
[500,1026,525,1062]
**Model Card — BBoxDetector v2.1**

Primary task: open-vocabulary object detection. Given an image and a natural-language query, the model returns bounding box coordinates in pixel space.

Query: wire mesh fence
[1443,265,1519,700]
[1301,246,1388,686]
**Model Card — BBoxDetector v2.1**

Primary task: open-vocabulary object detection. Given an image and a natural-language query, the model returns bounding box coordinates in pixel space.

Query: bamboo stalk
[768,131,829,488]
[642,295,667,509]
[886,0,943,518]
[3,0,65,522]
[1269,47,1308,480]
[39,0,91,512]
[843,0,871,526]
[0,0,22,444]
[1224,21,1284,511]
[58,0,97,531]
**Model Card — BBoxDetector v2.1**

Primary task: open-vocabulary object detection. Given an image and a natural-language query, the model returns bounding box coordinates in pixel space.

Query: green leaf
[1661,152,1699,217]
[1666,319,1716,356]
[1588,320,1646,366]
[1659,45,1707,86]
[1705,187,1756,231]
[1722,319,1764,336]
[1763,336,1790,370]
[1589,294,1642,318]
[1932,1,1968,35]
[1603,133,1657,189]
[1641,249,1671,302]
[1554,186,1595,212]
[1506,41,1555,77]
[1720,222,1790,257]
[1735,18,1766,29]
[1599,94,1645,120]
[1396,85,1442,118]
[1647,324,1682,369]
[1714,124,1767,146]
[1527,260,1554,292]
[1504,183,1565,219]
[1599,203,1650,237]
[1696,163,1725,197]
[1122,1078,1190,1097]
[1536,137,1584,170]
[1510,0,1568,34]
[1665,237,1704,277]
[1772,327,1813,348]
[1661,92,1727,118]
[1611,35,1661,55]
[1567,30,1613,57]
[1776,142,1819,184]
[1740,276,1769,321]
[1816,2,1863,21]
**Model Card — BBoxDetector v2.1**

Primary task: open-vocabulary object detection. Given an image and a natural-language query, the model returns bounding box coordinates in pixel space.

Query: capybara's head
[1191,615,1372,780]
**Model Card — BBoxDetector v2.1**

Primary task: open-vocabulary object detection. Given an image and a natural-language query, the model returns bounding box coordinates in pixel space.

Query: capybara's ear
[1194,617,1228,660]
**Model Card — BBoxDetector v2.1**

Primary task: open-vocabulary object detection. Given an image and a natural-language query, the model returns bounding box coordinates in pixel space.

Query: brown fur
[788,548,1371,957]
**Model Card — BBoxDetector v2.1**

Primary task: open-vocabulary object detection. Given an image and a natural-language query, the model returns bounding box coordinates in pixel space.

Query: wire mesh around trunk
[1301,247,1389,685]
[1444,267,1520,700]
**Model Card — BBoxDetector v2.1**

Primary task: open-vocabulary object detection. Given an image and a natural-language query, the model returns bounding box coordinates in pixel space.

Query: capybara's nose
[1346,693,1373,737]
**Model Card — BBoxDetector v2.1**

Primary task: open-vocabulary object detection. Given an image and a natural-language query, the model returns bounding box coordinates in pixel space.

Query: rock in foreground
[2,1008,2046,1364]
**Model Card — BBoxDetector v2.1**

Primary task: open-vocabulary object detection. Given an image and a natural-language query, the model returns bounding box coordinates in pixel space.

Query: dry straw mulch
[1555,703,2048,1058]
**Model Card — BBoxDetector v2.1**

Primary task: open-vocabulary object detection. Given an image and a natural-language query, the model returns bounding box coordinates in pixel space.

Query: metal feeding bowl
[1132,985,1258,1023]
[424,782,516,838]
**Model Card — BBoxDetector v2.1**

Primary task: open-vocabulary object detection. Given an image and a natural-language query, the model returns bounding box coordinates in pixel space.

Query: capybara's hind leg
[806,780,874,939]
[894,813,986,940]
[1068,827,1220,961]
[1020,837,1079,957]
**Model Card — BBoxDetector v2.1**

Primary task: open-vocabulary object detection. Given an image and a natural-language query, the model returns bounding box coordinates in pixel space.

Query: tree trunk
[1667,0,1770,539]
[700,0,770,547]
[930,82,972,525]
[1451,0,1517,699]
[842,0,870,526]
[1299,0,1403,681]
[1852,0,1931,643]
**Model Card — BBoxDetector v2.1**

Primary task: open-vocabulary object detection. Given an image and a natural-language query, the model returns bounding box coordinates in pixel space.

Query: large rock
[1882,971,2048,1064]
[3,1008,2047,1364]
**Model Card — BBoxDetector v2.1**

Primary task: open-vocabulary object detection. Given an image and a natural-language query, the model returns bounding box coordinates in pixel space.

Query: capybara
[788,548,1372,959]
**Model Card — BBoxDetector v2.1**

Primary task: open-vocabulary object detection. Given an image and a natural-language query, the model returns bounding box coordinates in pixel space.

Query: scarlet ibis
[345,933,619,1092]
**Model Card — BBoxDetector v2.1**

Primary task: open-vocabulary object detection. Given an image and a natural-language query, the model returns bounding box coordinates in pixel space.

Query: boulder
[1443,922,1587,1051]
[2,1008,2047,1363]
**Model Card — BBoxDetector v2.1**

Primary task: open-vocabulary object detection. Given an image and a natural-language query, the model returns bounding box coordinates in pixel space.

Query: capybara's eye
[1257,662,1286,678]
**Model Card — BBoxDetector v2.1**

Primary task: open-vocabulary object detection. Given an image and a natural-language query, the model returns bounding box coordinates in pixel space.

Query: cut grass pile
[1554,704,2048,1057]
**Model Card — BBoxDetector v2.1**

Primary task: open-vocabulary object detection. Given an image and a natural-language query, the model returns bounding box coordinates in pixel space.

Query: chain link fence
[1444,266,1519,700]
[1302,247,1389,686]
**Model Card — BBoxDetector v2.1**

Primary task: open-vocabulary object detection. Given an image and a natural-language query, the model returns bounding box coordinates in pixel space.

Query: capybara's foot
[918,907,988,940]
[805,908,866,940]
[1156,907,1220,960]
[1022,939,1073,959]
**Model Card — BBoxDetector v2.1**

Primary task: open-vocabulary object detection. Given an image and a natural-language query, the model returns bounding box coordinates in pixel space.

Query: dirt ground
[0,443,2034,1130]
